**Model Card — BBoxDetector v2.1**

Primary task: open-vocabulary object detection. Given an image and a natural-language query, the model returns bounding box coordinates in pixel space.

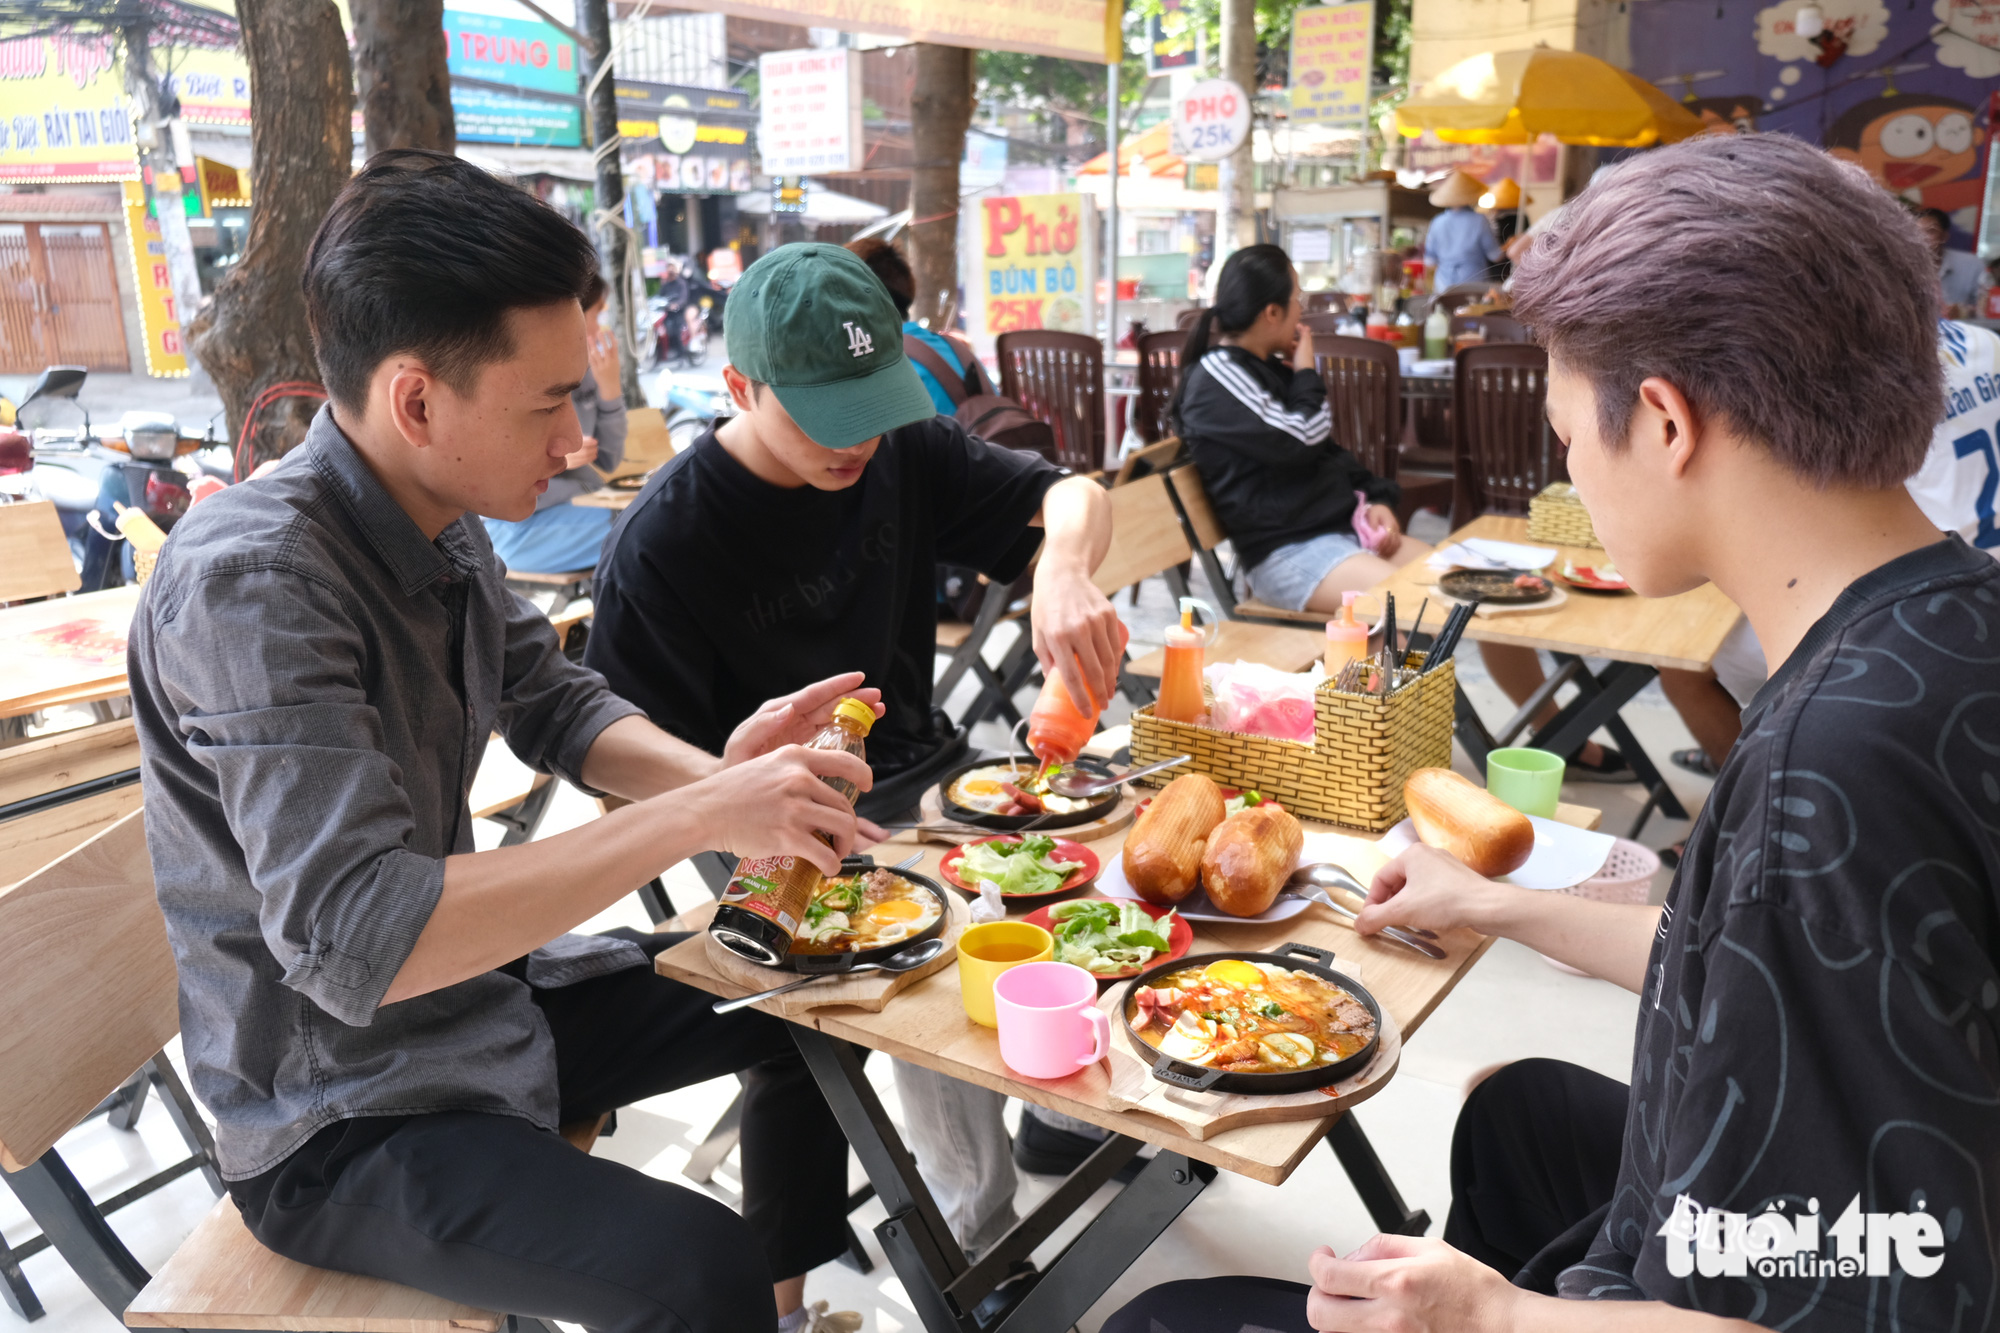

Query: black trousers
[1097,1059,1631,1333]
[227,931,851,1333]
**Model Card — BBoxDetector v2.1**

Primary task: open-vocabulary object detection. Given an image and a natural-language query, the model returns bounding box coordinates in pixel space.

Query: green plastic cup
[1486,747,1564,817]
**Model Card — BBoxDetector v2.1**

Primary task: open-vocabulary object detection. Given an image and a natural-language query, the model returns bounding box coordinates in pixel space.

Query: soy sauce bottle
[709,697,877,966]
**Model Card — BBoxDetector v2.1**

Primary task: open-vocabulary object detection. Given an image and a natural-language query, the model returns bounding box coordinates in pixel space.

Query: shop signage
[1146,0,1200,77]
[122,179,187,377]
[615,80,754,158]
[165,47,251,127]
[1171,78,1250,162]
[688,0,1115,63]
[758,48,862,175]
[194,155,249,212]
[443,8,578,96]
[0,32,136,182]
[633,152,752,195]
[1289,3,1374,126]
[973,192,1097,353]
[452,84,583,147]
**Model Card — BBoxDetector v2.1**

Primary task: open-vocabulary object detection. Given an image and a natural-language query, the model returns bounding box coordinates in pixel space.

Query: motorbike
[644,293,710,370]
[0,366,229,589]
[654,368,733,454]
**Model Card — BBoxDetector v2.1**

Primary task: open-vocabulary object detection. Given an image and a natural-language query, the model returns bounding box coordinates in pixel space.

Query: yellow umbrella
[1395,48,1705,147]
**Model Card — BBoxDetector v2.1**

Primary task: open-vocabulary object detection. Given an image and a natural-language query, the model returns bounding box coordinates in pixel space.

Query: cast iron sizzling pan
[934,755,1121,832]
[1118,942,1383,1095]
[780,855,951,975]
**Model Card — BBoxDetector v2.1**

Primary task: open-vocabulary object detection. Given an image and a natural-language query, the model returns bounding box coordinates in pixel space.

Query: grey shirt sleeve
[150,567,445,1027]
[493,584,644,792]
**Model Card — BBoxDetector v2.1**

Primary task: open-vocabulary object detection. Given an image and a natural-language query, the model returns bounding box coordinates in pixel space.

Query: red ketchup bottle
[1025,623,1131,764]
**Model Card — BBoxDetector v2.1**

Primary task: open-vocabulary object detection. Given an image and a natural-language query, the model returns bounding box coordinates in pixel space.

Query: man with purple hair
[1098,133,2000,1332]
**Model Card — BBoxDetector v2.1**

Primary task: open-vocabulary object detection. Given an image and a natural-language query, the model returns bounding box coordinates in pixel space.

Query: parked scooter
[1,366,228,588]
[654,368,733,453]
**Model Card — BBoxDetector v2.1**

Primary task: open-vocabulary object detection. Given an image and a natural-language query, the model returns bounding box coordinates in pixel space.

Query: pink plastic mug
[993,962,1110,1080]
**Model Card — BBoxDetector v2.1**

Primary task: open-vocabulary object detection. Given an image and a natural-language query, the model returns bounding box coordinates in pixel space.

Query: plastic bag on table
[1202,659,1324,743]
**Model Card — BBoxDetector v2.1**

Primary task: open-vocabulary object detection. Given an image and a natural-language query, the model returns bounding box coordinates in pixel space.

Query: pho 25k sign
[1172,78,1250,163]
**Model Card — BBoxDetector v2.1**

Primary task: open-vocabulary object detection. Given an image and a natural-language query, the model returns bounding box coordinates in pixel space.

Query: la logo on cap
[843,321,873,358]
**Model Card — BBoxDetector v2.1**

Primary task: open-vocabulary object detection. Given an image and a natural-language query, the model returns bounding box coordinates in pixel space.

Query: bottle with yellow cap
[709,697,878,966]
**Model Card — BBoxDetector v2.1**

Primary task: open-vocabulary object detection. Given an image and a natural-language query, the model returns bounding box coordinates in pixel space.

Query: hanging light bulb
[1794,2,1825,37]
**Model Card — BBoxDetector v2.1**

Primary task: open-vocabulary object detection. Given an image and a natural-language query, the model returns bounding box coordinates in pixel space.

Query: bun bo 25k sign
[974,193,1097,351]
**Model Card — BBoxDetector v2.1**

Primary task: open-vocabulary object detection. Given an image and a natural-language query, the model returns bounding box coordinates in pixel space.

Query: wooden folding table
[657,792,1602,1332]
[1365,514,1742,836]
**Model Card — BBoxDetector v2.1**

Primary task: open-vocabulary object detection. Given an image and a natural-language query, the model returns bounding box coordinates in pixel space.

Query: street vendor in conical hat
[1424,169,1505,289]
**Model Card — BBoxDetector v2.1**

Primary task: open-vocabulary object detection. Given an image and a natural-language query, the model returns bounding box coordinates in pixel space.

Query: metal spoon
[1284,863,1447,960]
[1043,754,1192,799]
[712,935,948,1015]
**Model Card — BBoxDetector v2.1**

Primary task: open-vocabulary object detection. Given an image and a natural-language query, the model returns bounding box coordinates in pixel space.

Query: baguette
[1122,773,1226,904]
[1200,804,1304,917]
[1403,768,1534,877]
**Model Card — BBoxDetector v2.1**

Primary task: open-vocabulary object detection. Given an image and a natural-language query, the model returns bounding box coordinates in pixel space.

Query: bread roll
[1200,805,1304,917]
[1122,774,1226,904]
[1403,768,1534,877]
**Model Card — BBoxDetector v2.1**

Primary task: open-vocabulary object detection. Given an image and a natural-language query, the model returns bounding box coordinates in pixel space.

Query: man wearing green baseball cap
[587,242,1123,1298]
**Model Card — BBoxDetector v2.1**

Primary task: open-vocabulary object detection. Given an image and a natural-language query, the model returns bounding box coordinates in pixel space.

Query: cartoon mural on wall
[1827,93,1985,230]
[1630,0,1994,251]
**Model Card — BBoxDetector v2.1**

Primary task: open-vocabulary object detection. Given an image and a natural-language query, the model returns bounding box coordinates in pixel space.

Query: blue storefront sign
[451,84,582,147]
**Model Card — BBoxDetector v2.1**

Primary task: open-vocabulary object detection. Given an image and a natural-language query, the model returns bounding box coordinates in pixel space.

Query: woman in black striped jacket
[1170,244,1429,614]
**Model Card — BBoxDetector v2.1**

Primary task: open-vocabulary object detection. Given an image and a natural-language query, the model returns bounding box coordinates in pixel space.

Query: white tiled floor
[5,528,1724,1333]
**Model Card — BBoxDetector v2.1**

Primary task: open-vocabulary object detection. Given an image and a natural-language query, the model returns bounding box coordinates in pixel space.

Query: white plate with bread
[1387,768,1615,890]
[1099,774,1315,923]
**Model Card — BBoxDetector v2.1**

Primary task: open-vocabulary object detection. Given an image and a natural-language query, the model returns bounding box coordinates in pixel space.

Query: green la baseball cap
[724,242,937,449]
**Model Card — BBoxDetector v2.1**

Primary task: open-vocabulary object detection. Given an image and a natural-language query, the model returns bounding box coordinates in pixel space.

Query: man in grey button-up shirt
[130,148,876,1333]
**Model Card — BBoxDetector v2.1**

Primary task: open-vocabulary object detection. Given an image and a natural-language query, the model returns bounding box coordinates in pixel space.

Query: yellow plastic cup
[957,921,1054,1028]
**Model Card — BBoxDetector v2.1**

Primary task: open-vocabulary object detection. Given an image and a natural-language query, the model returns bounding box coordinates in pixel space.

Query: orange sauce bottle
[1155,597,1212,724]
[1026,621,1132,764]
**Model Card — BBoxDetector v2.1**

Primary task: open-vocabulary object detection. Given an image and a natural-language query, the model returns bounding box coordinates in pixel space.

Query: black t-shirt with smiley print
[586,415,1061,782]
[1560,536,2000,1329]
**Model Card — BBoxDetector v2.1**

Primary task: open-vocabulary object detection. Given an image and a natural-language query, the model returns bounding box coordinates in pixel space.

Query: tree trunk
[578,0,642,407]
[186,0,352,470]
[1217,0,1257,256]
[909,43,974,330]
[353,0,454,156]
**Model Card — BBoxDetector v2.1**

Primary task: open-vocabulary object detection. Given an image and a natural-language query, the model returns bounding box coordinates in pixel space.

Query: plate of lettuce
[1023,897,1193,978]
[940,834,1099,901]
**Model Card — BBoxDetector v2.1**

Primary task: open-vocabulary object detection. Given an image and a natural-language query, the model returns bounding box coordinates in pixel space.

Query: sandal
[1659,840,1687,869]
[1670,747,1721,778]
[1563,747,1639,783]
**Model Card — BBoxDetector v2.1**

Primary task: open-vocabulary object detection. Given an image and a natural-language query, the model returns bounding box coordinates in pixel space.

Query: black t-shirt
[586,416,1062,777]
[1559,537,2000,1329]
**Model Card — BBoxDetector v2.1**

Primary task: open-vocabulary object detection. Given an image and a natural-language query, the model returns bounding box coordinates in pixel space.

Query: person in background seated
[845,237,992,412]
[480,270,624,574]
[1172,243,1628,779]
[1916,206,1984,318]
[1171,243,1429,614]
[1103,131,2000,1333]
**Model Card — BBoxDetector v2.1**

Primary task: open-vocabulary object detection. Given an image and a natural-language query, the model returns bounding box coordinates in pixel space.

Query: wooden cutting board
[677,891,969,1017]
[1098,960,1402,1140]
[906,784,1139,846]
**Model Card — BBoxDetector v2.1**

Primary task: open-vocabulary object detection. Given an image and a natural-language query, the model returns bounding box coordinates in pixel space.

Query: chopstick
[1404,597,1430,669]
[1423,601,1475,672]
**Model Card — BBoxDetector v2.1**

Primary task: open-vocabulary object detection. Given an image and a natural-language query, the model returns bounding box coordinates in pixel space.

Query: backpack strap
[902,333,972,409]
[938,333,993,398]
